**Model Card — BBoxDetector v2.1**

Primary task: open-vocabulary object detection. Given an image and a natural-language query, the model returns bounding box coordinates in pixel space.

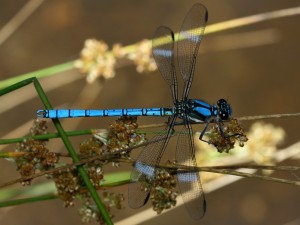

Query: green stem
[0,173,131,208]
[0,129,94,145]
[33,78,113,225]
[0,194,57,207]
[0,61,74,90]
[1,6,300,91]
[0,77,113,225]
[0,77,36,96]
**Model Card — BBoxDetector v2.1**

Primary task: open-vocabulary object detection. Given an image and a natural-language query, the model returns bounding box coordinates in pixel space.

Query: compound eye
[217,99,227,107]
[219,110,229,120]
[36,110,47,118]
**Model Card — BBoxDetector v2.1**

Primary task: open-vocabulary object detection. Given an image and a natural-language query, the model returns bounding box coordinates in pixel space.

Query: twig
[2,139,300,189]
[115,140,300,225]
[238,113,300,121]
[0,135,169,189]
[137,112,300,131]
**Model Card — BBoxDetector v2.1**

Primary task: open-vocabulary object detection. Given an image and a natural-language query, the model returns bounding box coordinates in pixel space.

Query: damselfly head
[36,110,47,118]
[217,99,232,120]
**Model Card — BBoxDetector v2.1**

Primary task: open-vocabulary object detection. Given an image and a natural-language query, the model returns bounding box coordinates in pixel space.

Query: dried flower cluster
[15,119,59,185]
[50,116,142,212]
[54,163,124,222]
[13,117,140,223]
[140,167,178,214]
[74,39,157,83]
[204,118,248,153]
[79,191,124,224]
[93,116,147,167]
[195,120,286,183]
[52,168,80,207]
[241,122,285,164]
[55,117,141,216]
[79,203,103,224]
[127,39,157,73]
[201,120,285,165]
[102,191,125,210]
[74,39,117,82]
[79,137,105,188]
[107,116,146,162]
[13,113,287,221]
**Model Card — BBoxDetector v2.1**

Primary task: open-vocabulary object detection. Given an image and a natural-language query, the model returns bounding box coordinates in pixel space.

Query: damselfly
[37,3,233,219]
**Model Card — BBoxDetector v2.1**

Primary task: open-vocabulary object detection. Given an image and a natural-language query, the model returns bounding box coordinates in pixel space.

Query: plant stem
[33,78,113,225]
[0,129,93,145]
[0,194,56,207]
[0,61,74,90]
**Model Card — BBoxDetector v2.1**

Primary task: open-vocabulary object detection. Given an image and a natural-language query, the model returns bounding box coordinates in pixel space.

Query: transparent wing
[176,118,206,219]
[152,26,178,102]
[177,3,208,99]
[128,115,176,208]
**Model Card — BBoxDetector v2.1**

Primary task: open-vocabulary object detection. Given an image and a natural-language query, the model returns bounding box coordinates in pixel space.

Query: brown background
[1,0,300,224]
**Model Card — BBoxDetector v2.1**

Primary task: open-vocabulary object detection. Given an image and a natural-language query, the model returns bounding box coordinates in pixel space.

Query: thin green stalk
[0,129,93,145]
[0,77,113,225]
[1,6,300,91]
[0,77,35,96]
[199,168,300,187]
[0,61,74,90]
[33,78,113,225]
[0,194,57,207]
[0,179,131,207]
[0,172,131,207]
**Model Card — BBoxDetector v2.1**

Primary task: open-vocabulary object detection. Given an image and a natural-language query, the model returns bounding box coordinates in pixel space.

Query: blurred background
[1,0,300,224]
